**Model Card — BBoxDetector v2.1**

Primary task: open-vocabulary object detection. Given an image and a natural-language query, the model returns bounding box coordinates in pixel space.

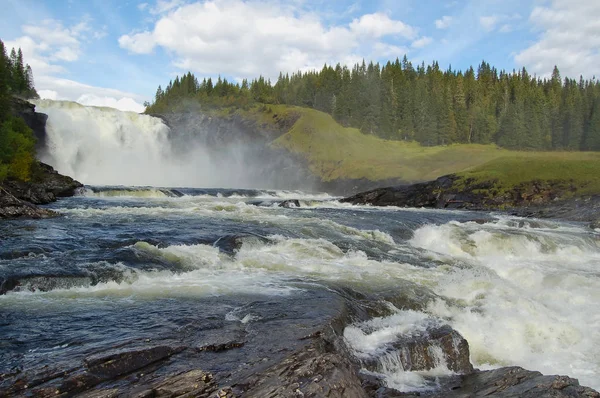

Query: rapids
[1,188,599,392]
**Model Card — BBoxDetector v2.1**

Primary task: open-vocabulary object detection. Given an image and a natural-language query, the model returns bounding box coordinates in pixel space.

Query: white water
[33,100,299,188]
[409,219,600,391]
[2,190,599,391]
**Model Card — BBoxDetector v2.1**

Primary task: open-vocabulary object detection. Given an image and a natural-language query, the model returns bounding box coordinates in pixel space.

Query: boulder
[361,325,473,375]
[279,199,301,208]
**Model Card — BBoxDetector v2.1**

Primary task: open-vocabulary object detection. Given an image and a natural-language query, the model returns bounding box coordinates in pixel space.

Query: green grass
[207,104,600,195]
[269,107,509,182]
[455,153,600,195]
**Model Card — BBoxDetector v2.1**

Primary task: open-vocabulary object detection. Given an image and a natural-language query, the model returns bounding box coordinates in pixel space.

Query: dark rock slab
[235,339,369,398]
[442,366,600,398]
[0,186,57,219]
[84,345,184,380]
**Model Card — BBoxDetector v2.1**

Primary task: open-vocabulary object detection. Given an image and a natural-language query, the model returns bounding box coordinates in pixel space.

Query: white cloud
[349,12,416,39]
[411,36,433,49]
[76,94,146,113]
[138,2,149,11]
[479,15,498,32]
[150,0,185,15]
[118,1,418,80]
[37,76,146,112]
[499,24,512,33]
[118,31,156,54]
[515,0,600,79]
[435,16,453,29]
[7,19,147,112]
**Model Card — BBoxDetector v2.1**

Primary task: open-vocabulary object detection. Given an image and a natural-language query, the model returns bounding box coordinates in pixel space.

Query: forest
[0,38,38,182]
[146,57,600,151]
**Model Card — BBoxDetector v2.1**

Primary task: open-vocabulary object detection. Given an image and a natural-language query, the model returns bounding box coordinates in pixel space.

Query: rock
[236,340,369,398]
[0,186,57,219]
[84,345,184,379]
[0,162,82,220]
[10,97,48,152]
[213,234,270,255]
[590,219,600,230]
[361,325,473,375]
[152,369,216,397]
[445,366,600,398]
[279,199,301,208]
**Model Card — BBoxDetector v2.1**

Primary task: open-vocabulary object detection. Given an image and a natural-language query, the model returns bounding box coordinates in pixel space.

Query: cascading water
[32,100,312,189]
[34,100,198,186]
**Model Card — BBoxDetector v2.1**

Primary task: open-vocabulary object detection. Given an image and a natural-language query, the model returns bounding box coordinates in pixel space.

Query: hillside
[200,104,600,198]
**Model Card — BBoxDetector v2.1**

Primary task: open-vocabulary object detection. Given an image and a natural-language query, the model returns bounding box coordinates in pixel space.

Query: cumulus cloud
[119,0,418,79]
[515,0,600,79]
[36,76,146,112]
[479,16,498,32]
[7,19,146,112]
[435,16,453,29]
[150,0,186,15]
[76,94,146,113]
[411,36,433,49]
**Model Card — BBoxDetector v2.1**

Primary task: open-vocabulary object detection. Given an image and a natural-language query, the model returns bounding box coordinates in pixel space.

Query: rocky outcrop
[342,174,600,222]
[10,97,47,152]
[0,162,83,220]
[0,186,57,219]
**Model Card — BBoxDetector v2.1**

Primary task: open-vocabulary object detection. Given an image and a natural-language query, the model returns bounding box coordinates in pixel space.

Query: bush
[0,116,36,182]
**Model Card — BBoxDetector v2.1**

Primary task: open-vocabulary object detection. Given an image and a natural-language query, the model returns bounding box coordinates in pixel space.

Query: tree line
[146,57,600,151]
[0,38,38,182]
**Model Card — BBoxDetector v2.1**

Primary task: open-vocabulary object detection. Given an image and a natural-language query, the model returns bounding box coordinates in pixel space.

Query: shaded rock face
[10,97,48,152]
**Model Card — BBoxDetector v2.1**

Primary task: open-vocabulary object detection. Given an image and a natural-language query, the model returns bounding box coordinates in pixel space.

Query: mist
[34,100,314,189]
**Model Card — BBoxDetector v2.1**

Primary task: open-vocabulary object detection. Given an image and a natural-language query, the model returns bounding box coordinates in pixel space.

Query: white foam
[344,309,454,392]
[410,219,600,390]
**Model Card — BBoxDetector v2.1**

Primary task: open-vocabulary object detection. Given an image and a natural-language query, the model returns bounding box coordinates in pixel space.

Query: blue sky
[1,0,598,112]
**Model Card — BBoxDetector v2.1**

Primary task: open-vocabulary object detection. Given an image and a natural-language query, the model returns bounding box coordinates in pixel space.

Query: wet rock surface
[1,286,597,398]
[360,325,473,375]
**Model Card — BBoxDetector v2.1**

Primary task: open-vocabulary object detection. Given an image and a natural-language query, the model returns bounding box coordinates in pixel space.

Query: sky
[1,0,599,113]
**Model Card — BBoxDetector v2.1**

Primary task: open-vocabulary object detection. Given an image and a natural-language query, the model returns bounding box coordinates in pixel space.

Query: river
[1,187,599,393]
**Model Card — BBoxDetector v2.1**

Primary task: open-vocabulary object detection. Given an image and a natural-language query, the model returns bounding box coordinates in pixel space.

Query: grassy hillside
[205,104,600,195]
[454,153,600,196]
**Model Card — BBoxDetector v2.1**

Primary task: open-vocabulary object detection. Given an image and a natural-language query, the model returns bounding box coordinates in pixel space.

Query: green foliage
[0,116,36,181]
[146,59,600,152]
[0,38,38,182]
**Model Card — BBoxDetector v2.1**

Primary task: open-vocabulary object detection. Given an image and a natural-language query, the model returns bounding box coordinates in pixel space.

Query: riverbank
[0,162,82,219]
[342,173,600,226]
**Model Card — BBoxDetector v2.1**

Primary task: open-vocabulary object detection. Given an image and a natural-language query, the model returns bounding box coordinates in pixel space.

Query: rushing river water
[1,188,599,392]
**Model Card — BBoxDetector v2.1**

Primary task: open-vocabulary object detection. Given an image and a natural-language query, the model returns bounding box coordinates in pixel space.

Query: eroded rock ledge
[0,162,82,220]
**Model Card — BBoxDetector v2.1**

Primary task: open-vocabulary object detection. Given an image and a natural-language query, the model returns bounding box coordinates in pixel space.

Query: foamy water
[1,190,599,392]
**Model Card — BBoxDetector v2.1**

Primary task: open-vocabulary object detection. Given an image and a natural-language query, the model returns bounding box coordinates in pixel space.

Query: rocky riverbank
[342,174,600,225]
[1,292,597,397]
[0,162,83,219]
